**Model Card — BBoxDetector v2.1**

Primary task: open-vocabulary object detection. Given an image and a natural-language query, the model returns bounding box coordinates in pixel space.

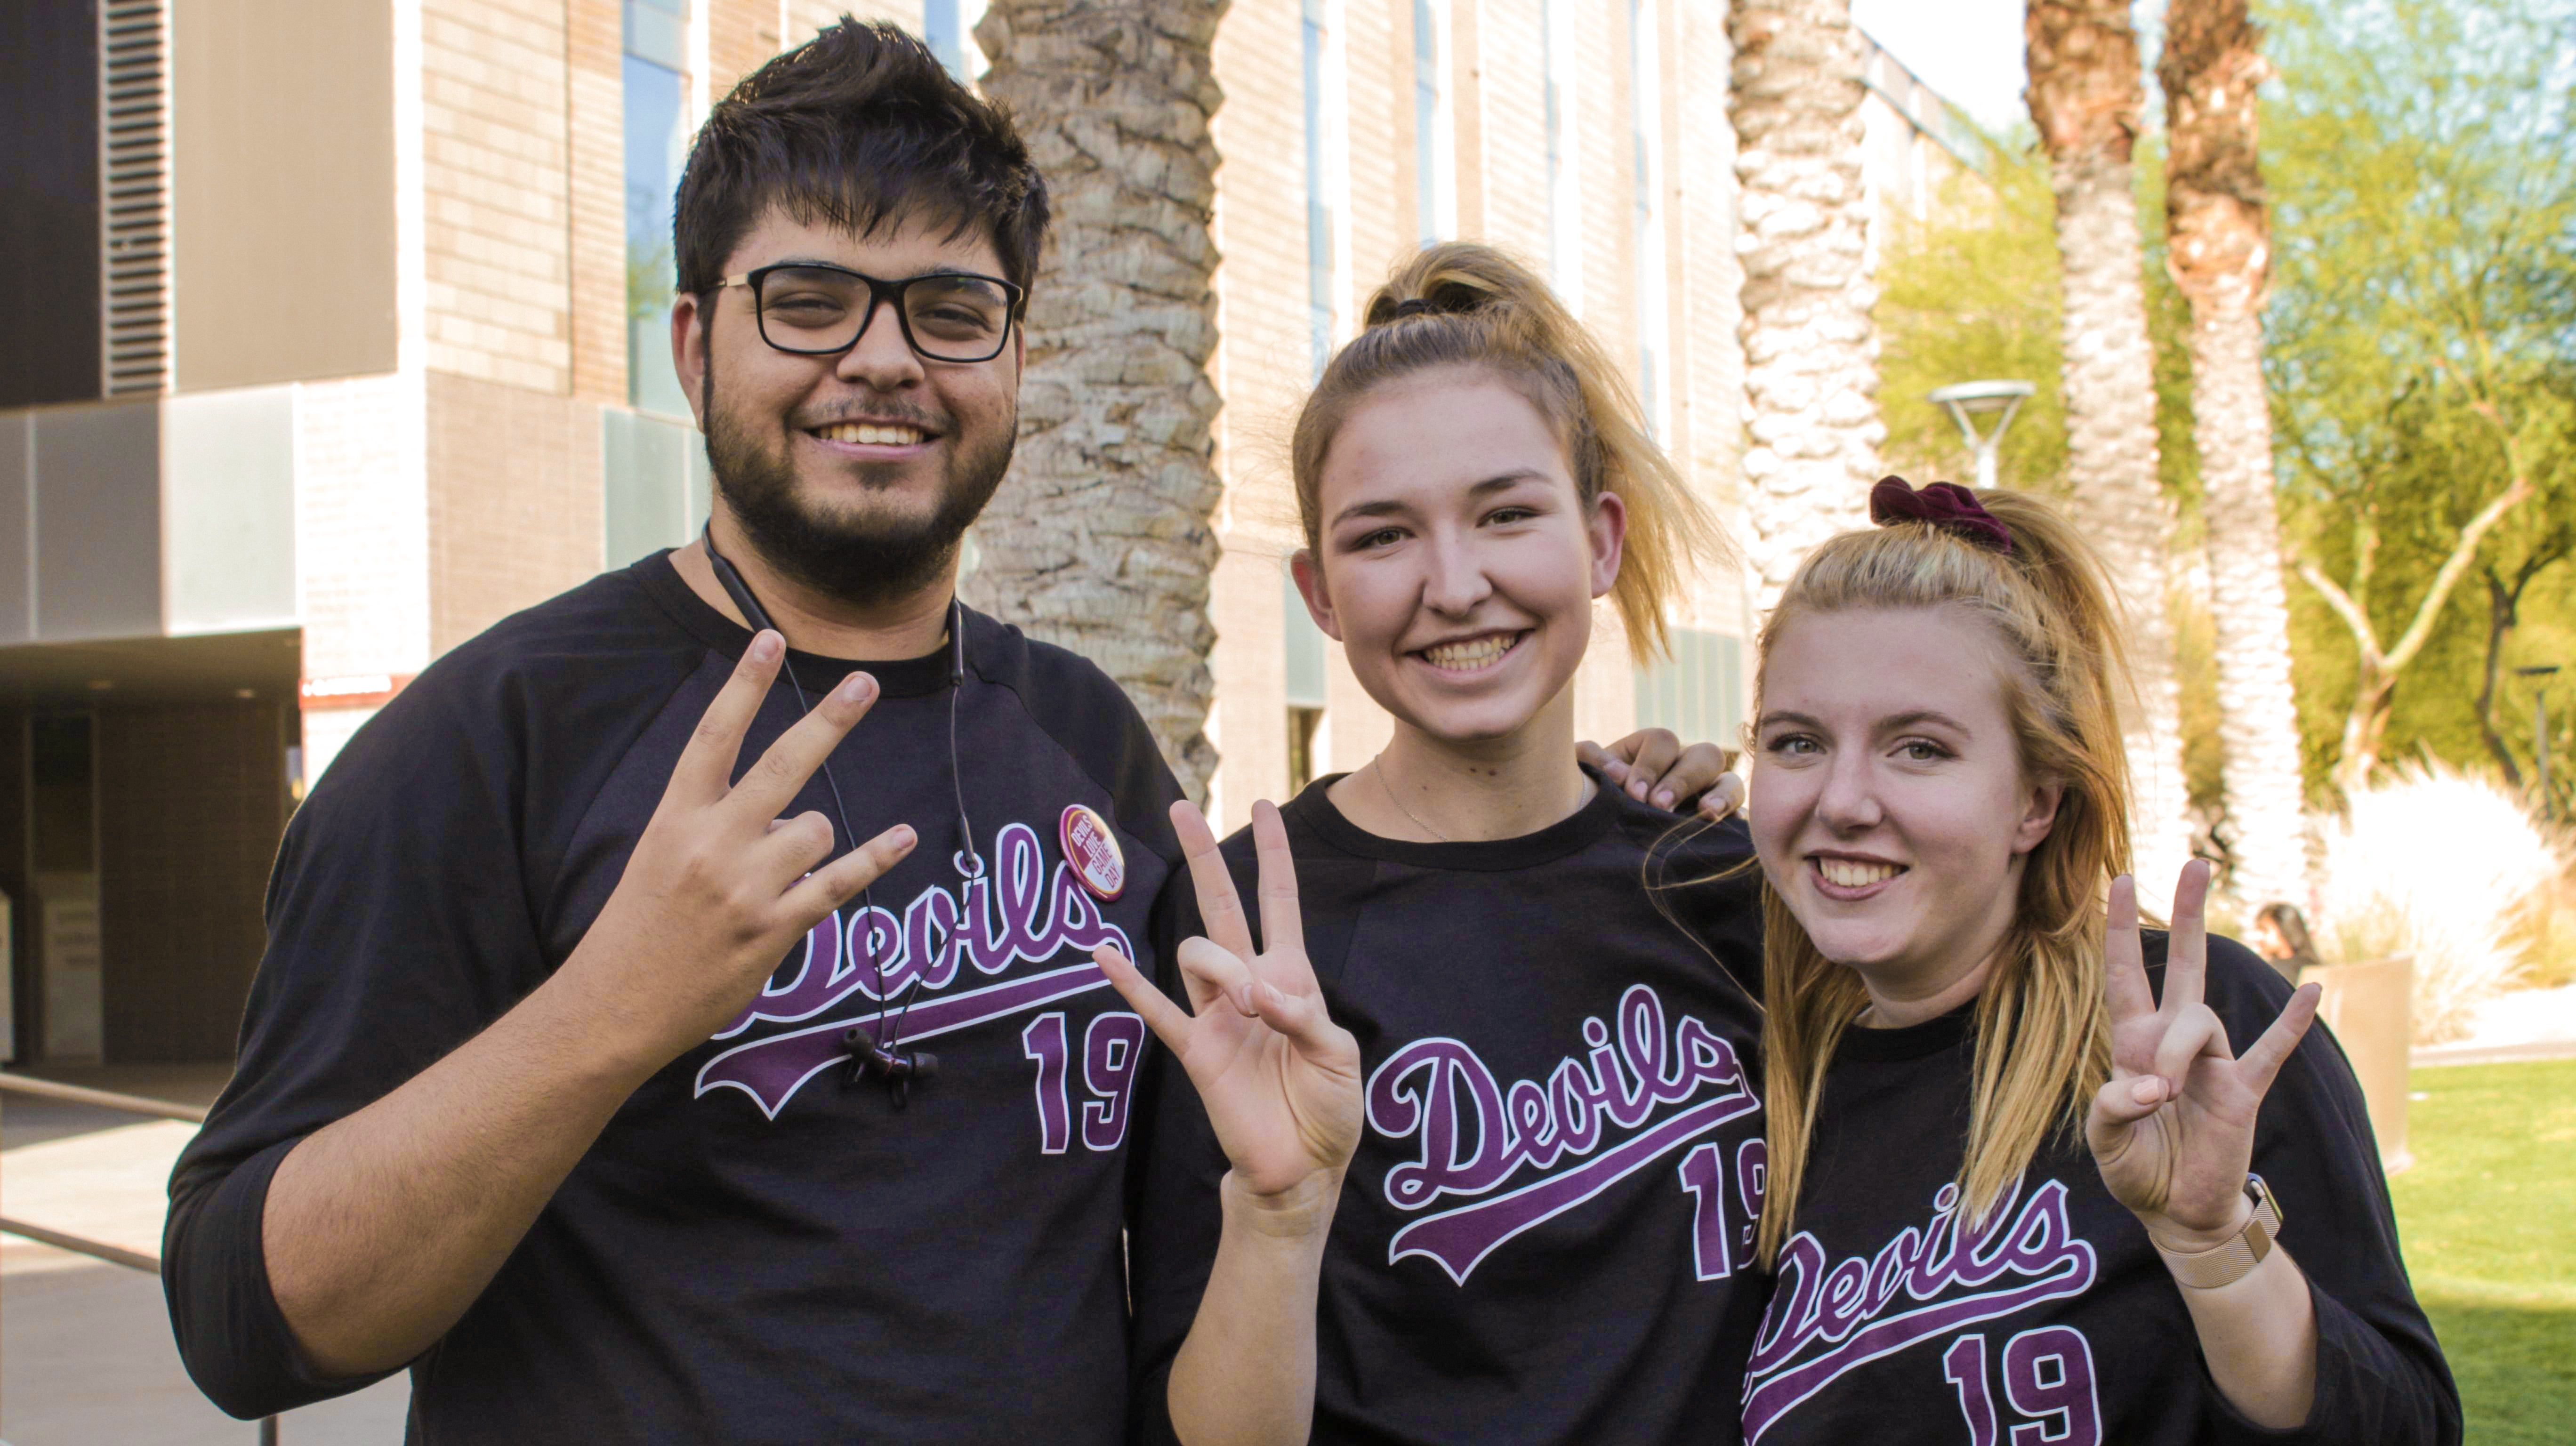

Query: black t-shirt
[163,553,1188,1443]
[1130,775,1770,1446]
[1740,933,2459,1446]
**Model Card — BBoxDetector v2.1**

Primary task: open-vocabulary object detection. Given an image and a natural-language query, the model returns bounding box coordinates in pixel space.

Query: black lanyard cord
[699,526,978,1102]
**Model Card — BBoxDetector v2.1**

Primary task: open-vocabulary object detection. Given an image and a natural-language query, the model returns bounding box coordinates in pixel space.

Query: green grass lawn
[2390,1059,2576,1445]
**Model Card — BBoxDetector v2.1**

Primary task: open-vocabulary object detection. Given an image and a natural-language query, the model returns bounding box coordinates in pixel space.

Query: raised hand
[1578,729,1745,822]
[2086,859,2323,1244]
[563,631,919,1064]
[1097,800,1363,1201]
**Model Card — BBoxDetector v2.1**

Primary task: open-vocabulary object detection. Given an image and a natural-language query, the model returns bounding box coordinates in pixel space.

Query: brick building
[0,0,1972,1064]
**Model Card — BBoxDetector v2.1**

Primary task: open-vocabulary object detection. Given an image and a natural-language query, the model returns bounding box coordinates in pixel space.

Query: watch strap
[2151,1174,2282,1290]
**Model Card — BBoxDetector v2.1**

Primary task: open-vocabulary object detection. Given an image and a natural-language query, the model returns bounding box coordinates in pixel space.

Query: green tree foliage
[2261,0,2576,798]
[1879,0,2576,806]
[1876,135,2220,806]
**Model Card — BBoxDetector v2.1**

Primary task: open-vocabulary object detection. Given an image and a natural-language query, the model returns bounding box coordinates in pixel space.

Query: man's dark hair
[673,18,1049,296]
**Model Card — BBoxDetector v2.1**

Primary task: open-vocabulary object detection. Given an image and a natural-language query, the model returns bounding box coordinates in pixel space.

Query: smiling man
[161,24,1191,1442]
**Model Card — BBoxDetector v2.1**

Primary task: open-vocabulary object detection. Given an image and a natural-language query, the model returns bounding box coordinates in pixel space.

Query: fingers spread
[670,632,784,807]
[2238,982,2323,1095]
[1173,799,1257,961]
[724,671,878,825]
[2104,875,2156,1022]
[1096,946,1195,1055]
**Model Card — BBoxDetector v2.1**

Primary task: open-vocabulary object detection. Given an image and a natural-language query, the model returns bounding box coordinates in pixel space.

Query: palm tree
[2025,0,2195,898]
[1729,0,1883,609]
[2160,0,2309,909]
[969,0,1230,803]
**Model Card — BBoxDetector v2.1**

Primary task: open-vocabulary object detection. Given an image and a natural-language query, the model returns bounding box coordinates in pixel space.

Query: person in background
[2252,900,2323,984]
[1735,480,2457,1445]
[1109,242,1769,1446]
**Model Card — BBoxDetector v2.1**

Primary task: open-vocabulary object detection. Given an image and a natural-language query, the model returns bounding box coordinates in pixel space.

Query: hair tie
[1868,476,2013,554]
[1390,297,1437,319]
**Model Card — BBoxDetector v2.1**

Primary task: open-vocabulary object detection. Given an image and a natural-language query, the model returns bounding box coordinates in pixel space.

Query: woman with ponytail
[1736,480,2457,1444]
[1106,242,1769,1445]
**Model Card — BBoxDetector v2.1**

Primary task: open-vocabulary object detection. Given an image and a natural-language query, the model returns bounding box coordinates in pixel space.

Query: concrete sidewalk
[1,1070,409,1444]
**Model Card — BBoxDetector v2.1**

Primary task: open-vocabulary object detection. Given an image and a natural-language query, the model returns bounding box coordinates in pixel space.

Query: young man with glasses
[163,18,1726,1440]
[165,23,1178,1440]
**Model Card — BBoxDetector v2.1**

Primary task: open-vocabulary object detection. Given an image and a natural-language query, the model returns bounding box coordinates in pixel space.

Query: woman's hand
[2087,859,2323,1246]
[1097,800,1364,1203]
[1578,729,1745,822]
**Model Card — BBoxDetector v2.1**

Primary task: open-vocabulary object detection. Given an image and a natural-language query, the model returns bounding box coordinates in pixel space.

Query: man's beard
[701,362,1015,613]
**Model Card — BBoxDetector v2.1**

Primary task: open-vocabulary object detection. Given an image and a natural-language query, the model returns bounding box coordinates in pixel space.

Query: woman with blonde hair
[1097,241,1770,1445]
[1736,479,2456,1443]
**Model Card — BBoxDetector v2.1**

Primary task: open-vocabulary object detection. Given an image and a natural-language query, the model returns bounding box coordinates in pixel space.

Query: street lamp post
[2519,664,2561,818]
[1928,380,2037,491]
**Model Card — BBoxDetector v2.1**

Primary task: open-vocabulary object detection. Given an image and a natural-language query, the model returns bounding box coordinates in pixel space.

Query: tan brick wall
[1200,0,1758,831]
[1449,0,1483,238]
[422,0,573,394]
[297,373,434,680]
[709,0,788,92]
[570,0,628,402]
[1475,0,1548,268]
[1671,0,1750,643]
[427,373,608,653]
[97,701,289,1062]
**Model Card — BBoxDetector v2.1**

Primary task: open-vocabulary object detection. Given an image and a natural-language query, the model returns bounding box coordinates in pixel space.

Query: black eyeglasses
[717,263,1027,364]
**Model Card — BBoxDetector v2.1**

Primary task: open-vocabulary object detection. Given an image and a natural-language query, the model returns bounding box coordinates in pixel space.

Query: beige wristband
[2150,1174,2283,1290]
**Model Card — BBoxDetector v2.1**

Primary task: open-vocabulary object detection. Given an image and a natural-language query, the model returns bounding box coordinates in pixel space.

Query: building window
[625,0,692,418]
[1413,0,1453,246]
[1304,0,1337,377]
[923,0,978,80]
[1284,564,1329,793]
[1629,0,1668,436]
[1634,629,1744,758]
[1541,0,1581,314]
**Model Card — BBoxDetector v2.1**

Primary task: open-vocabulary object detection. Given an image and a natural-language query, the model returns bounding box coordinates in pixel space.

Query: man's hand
[261,629,917,1379]
[1578,729,1744,822]
[562,630,919,1066]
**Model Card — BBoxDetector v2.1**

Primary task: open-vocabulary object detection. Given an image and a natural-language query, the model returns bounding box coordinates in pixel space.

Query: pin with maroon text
[1060,803,1126,901]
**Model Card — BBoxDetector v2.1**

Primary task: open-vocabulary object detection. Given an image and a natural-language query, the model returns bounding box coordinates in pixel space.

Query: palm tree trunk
[1730,0,1882,611]
[970,0,1229,802]
[2160,0,2308,909]
[2027,0,2195,900]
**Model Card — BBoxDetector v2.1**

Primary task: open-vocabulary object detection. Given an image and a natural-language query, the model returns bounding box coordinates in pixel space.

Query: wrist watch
[2150,1174,2283,1289]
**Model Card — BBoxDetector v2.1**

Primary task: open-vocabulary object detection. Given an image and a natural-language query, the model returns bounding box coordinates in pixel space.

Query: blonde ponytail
[1289,242,1729,661]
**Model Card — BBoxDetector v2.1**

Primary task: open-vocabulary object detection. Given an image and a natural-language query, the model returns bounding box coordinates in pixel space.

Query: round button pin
[1060,803,1126,900]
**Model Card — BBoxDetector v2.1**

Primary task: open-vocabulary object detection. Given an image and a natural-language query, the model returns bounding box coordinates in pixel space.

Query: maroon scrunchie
[1868,475,2013,555]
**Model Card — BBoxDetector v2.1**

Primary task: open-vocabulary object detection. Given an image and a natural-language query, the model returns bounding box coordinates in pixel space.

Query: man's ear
[2012,778,2064,856]
[1288,549,1342,642]
[673,291,711,431]
[1587,490,1629,600]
